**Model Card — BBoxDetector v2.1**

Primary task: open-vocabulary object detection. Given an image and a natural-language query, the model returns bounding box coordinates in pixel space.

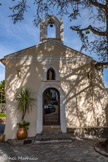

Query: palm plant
[16,88,34,121]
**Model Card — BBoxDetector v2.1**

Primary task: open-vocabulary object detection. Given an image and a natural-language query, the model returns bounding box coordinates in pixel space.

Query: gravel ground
[0,139,108,162]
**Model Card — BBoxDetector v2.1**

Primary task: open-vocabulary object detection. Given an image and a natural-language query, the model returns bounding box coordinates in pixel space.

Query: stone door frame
[36,83,66,134]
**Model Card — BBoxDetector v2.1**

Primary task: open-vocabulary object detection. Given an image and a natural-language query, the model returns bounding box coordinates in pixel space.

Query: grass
[0,113,6,117]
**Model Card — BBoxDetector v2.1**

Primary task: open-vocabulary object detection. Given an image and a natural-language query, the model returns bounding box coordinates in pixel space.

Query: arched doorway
[43,88,60,125]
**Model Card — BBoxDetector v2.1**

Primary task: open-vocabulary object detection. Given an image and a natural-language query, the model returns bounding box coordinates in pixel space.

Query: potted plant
[16,88,34,140]
[17,121,30,139]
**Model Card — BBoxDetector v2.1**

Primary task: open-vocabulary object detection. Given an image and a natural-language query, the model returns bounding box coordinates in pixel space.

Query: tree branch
[70,25,106,36]
[88,0,106,9]
[95,62,108,69]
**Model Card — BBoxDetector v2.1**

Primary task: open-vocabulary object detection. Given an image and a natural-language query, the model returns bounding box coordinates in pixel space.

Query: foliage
[0,113,6,117]
[0,80,5,103]
[8,0,108,62]
[17,120,30,128]
[16,88,34,121]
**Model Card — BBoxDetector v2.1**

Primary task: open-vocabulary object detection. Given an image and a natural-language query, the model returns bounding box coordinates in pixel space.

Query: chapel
[1,15,108,140]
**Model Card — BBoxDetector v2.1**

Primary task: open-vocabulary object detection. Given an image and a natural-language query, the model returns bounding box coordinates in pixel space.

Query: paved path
[0,143,20,162]
[0,139,108,162]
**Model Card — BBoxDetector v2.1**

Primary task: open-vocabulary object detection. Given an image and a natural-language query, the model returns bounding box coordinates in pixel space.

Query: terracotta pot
[17,127,28,140]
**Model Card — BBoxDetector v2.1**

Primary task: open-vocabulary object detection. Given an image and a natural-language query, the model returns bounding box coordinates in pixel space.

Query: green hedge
[0,113,6,117]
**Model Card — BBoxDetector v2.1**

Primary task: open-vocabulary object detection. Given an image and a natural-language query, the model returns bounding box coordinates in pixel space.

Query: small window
[47,68,55,80]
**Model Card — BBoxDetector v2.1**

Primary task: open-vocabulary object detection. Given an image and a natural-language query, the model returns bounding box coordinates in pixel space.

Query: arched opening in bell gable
[47,21,56,38]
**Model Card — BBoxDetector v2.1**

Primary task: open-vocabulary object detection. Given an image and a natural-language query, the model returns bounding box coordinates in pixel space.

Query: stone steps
[35,133,72,141]
[35,133,73,144]
[43,125,61,134]
[35,126,72,143]
[43,125,61,130]
[35,139,72,144]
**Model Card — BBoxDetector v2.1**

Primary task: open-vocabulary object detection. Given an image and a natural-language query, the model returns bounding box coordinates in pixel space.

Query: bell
[50,22,53,27]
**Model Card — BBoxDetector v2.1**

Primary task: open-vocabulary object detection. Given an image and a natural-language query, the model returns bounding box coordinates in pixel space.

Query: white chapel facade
[1,15,108,140]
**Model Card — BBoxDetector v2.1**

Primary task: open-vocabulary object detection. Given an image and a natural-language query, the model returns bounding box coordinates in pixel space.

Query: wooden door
[43,88,60,125]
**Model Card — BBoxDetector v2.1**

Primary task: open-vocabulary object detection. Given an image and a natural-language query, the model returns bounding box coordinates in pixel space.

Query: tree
[0,80,5,103]
[16,88,34,121]
[6,0,108,65]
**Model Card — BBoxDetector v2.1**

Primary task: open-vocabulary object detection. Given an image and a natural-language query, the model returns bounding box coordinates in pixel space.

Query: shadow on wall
[59,48,108,128]
[4,41,108,137]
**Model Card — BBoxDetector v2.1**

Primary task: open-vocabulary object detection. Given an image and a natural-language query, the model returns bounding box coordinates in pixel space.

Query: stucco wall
[4,41,108,140]
[60,60,108,128]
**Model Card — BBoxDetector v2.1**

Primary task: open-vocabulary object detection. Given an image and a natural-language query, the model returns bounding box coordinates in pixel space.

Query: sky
[0,1,108,88]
